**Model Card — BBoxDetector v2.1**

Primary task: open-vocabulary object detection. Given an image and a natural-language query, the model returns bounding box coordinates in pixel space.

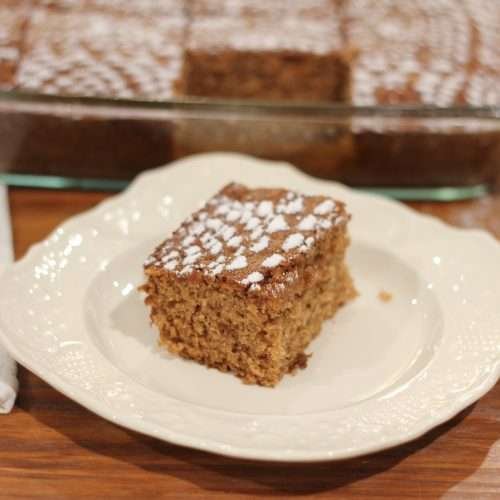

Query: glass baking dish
[1,89,499,200]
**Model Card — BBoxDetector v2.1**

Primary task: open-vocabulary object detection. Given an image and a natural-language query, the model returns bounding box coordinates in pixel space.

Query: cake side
[142,183,356,386]
[171,118,355,184]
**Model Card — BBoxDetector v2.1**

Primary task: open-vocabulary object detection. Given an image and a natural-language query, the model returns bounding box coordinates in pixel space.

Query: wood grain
[2,188,499,499]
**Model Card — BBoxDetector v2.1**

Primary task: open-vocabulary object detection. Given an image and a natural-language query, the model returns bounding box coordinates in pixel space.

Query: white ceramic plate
[1,153,499,462]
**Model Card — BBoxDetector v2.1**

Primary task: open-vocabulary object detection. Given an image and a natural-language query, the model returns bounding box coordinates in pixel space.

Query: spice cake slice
[180,13,351,101]
[17,8,186,100]
[141,183,356,387]
[0,5,29,90]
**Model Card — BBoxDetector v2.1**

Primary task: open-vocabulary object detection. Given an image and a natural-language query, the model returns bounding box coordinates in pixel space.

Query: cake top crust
[0,6,28,60]
[188,0,337,20]
[36,0,186,16]
[144,183,349,294]
[16,8,185,99]
[186,15,344,55]
[347,0,500,106]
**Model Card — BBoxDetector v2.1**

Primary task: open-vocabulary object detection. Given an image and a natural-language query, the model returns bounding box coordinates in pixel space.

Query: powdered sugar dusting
[206,218,223,231]
[180,265,193,275]
[277,196,304,214]
[226,209,241,222]
[162,250,179,262]
[299,236,315,253]
[185,245,201,255]
[183,253,200,265]
[257,200,273,217]
[227,255,248,270]
[145,184,348,288]
[182,235,195,247]
[164,260,177,271]
[245,217,260,230]
[282,233,305,251]
[227,235,242,248]
[221,226,236,241]
[211,263,224,275]
[190,222,205,236]
[209,240,223,255]
[262,254,284,268]
[267,214,288,233]
[250,227,264,240]
[241,271,264,286]
[297,213,338,231]
[240,209,253,224]
[203,236,223,254]
[251,236,269,253]
[298,214,317,231]
[314,199,335,215]
[215,204,229,215]
[284,197,304,214]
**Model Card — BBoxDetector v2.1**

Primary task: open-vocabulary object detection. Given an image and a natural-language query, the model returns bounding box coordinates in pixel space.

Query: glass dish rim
[1,89,500,120]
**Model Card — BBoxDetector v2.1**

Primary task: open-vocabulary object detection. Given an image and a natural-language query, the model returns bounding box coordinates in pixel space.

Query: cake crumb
[142,182,356,386]
[378,290,393,303]
[289,353,311,373]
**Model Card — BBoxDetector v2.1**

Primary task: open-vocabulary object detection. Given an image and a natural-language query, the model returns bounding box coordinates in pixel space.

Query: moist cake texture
[141,183,356,387]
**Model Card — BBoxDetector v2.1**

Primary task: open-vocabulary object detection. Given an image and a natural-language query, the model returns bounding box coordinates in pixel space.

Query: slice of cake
[343,0,500,187]
[141,183,356,387]
[0,6,29,90]
[179,14,351,101]
[16,8,186,100]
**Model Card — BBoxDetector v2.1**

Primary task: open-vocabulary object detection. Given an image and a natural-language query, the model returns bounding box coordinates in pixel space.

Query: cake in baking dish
[0,6,29,89]
[16,8,186,100]
[141,183,356,387]
[179,8,352,102]
[343,0,500,187]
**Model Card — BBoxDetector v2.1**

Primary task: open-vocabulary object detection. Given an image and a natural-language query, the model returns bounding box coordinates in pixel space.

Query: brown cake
[0,105,173,179]
[346,0,474,107]
[343,0,500,187]
[179,13,352,101]
[141,183,356,387]
[187,0,343,19]
[172,116,354,183]
[16,8,186,100]
[0,6,29,89]
[36,0,186,16]
[0,0,498,189]
[463,0,500,106]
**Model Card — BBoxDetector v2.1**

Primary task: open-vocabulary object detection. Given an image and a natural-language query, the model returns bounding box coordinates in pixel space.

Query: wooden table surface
[2,188,499,499]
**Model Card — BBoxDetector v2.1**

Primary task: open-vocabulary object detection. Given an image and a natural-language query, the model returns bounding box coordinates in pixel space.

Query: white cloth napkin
[0,185,17,413]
